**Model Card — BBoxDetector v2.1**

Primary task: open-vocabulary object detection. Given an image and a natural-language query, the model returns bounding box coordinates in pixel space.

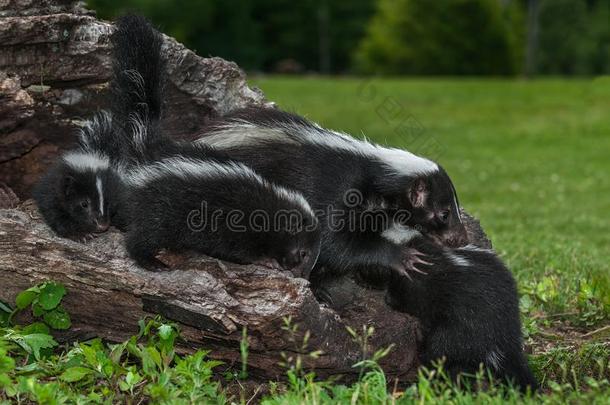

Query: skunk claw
[78,233,97,243]
[313,286,334,306]
[393,247,433,278]
[254,258,283,271]
[139,257,170,272]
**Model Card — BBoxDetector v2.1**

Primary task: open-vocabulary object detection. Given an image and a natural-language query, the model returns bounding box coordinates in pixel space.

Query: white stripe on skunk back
[62,151,110,172]
[123,157,315,217]
[445,252,471,267]
[381,223,422,245]
[124,157,264,186]
[200,119,439,177]
[77,111,113,152]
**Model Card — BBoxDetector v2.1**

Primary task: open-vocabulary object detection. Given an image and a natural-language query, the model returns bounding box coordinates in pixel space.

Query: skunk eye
[439,210,450,222]
[80,200,89,209]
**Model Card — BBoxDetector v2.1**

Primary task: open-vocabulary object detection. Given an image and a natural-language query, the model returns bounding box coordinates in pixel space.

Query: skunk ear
[408,178,428,208]
[63,176,76,197]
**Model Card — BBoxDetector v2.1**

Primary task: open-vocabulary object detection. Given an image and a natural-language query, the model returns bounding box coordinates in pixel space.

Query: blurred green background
[88,0,610,76]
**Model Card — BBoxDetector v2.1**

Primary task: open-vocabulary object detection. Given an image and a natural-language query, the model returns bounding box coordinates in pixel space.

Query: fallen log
[0,201,490,381]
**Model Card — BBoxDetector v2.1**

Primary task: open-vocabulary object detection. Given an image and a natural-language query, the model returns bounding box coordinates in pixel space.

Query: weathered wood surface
[0,0,271,197]
[0,0,494,382]
[0,202,424,380]
[0,201,490,380]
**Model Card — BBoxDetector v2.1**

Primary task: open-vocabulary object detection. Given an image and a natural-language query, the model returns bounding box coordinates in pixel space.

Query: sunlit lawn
[252,76,610,324]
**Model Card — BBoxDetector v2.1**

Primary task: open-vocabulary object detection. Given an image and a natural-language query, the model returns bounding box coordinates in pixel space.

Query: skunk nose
[283,248,311,270]
[444,228,469,248]
[283,241,321,279]
[94,220,110,232]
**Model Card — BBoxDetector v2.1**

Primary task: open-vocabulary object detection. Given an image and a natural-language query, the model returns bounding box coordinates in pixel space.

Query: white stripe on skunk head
[96,176,104,216]
[199,118,438,176]
[381,223,421,245]
[62,151,110,172]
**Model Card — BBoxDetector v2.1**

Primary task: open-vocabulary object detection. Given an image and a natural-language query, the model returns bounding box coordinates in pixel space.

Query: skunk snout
[94,219,110,232]
[282,240,321,279]
[282,248,311,271]
[444,226,469,248]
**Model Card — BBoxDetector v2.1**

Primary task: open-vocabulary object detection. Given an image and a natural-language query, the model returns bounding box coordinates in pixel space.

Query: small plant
[239,326,249,380]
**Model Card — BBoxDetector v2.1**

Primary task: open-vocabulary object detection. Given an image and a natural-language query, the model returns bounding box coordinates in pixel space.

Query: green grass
[3,77,610,403]
[252,76,610,323]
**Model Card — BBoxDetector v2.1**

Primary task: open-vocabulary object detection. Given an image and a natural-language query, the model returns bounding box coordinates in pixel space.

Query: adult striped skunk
[107,15,321,276]
[195,108,468,282]
[383,227,538,392]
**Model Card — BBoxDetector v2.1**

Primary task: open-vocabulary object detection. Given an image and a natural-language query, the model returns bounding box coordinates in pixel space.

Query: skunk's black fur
[108,15,321,277]
[384,238,538,392]
[120,158,320,276]
[109,14,166,164]
[195,107,468,283]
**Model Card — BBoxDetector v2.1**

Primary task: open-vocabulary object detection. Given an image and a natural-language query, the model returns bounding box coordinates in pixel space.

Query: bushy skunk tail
[110,14,166,163]
[502,353,539,393]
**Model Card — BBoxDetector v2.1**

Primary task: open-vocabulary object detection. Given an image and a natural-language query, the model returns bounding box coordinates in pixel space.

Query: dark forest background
[88,0,610,76]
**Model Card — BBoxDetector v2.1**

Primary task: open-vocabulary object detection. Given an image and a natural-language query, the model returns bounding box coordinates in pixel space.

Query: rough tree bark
[0,0,271,197]
[0,0,492,381]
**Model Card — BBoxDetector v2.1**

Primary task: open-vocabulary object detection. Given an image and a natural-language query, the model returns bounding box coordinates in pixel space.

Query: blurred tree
[87,0,375,73]
[522,0,610,75]
[535,0,590,74]
[354,0,520,75]
[588,0,610,74]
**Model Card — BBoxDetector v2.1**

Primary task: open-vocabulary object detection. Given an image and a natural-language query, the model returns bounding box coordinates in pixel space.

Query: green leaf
[158,324,173,340]
[0,353,15,373]
[141,346,162,375]
[0,372,12,388]
[79,344,99,368]
[43,307,71,330]
[125,370,140,385]
[22,322,50,335]
[60,366,93,383]
[38,283,66,311]
[0,300,12,314]
[32,303,45,317]
[15,290,37,310]
[19,333,57,360]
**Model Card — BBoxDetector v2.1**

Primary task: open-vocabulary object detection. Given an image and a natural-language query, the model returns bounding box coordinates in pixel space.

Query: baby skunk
[384,233,538,392]
[32,113,122,241]
[108,15,321,277]
[120,157,321,277]
[196,108,468,282]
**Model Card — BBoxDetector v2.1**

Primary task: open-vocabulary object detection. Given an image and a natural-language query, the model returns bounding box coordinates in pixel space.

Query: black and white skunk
[105,15,322,276]
[195,108,468,282]
[119,156,321,276]
[383,229,538,391]
[32,113,122,241]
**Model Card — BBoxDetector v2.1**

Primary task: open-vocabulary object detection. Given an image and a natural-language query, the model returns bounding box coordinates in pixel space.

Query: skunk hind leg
[125,229,169,271]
